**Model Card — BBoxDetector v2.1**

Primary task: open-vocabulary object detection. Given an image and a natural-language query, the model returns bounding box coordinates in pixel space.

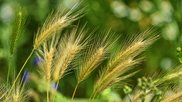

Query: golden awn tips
[93,31,159,96]
[34,4,84,49]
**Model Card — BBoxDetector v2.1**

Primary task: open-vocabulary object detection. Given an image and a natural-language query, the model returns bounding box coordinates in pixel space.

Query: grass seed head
[34,3,84,49]
[93,29,159,96]
[52,25,88,81]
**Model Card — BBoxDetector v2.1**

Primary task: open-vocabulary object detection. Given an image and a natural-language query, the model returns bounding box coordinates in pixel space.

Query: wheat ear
[36,34,60,102]
[153,65,182,86]
[4,81,26,102]
[93,58,142,96]
[77,30,116,83]
[133,65,182,101]
[71,30,117,99]
[161,91,182,102]
[78,47,105,83]
[43,46,55,102]
[34,3,84,49]
[12,85,24,102]
[107,30,159,73]
[93,30,159,98]
[53,25,88,82]
[72,46,106,99]
[7,3,84,98]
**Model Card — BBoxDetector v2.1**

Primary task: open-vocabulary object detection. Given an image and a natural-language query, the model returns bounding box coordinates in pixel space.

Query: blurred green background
[0,0,182,100]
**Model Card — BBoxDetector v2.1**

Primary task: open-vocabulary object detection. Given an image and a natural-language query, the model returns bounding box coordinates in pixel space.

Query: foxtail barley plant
[92,31,159,99]
[7,2,84,100]
[1,1,182,102]
[161,91,182,102]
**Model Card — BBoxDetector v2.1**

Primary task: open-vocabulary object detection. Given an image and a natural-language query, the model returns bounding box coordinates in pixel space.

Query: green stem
[128,94,132,102]
[71,82,79,100]
[89,91,97,102]
[7,55,13,84]
[7,48,35,98]
[47,81,50,102]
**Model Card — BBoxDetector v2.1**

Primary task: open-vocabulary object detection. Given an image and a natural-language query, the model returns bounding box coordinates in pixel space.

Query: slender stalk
[47,91,49,102]
[47,81,50,102]
[89,91,97,102]
[6,48,35,99]
[0,90,8,100]
[128,94,132,102]
[55,80,59,92]
[71,82,79,100]
[7,55,13,84]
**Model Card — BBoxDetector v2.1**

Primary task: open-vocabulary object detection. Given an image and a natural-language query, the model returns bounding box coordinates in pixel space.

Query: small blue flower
[22,70,29,83]
[33,57,42,65]
[51,83,60,91]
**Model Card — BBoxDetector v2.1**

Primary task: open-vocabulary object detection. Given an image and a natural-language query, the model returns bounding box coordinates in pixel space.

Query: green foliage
[123,85,132,95]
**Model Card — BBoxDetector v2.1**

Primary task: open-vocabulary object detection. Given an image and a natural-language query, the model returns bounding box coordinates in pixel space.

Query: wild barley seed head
[3,83,25,102]
[36,34,60,82]
[78,47,105,83]
[76,29,117,84]
[153,65,182,86]
[161,91,182,102]
[94,58,140,94]
[44,48,54,81]
[34,3,84,49]
[52,25,88,81]
[93,30,158,96]
[53,43,80,81]
[108,31,158,71]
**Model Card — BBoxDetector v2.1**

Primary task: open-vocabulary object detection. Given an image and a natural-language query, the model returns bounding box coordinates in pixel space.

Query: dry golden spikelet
[133,65,182,101]
[0,84,8,100]
[77,47,106,83]
[35,38,58,102]
[107,29,159,71]
[93,58,142,95]
[53,25,89,81]
[42,47,55,82]
[104,30,159,77]
[161,91,182,102]
[36,34,60,82]
[153,65,182,86]
[71,29,118,99]
[77,30,117,83]
[34,3,84,49]
[93,29,159,97]
[12,86,25,102]
[3,82,26,102]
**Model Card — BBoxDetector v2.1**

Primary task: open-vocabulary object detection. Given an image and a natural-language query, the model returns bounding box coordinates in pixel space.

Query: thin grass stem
[128,94,132,102]
[71,82,79,100]
[89,91,97,102]
[7,55,13,84]
[47,81,50,102]
[6,48,35,99]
